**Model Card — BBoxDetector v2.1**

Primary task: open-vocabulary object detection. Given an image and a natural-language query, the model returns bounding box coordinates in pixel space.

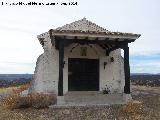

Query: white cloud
[0,0,160,73]
[0,62,35,74]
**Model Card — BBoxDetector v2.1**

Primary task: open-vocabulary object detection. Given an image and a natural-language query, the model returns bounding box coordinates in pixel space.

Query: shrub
[2,93,57,110]
[30,93,57,109]
[2,94,31,109]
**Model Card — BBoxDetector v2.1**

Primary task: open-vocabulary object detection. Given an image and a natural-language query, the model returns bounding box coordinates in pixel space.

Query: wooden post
[123,43,130,94]
[58,40,64,96]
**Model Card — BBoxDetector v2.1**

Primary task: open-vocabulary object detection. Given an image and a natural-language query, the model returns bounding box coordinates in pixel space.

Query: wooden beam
[58,40,64,96]
[49,29,55,46]
[106,45,119,55]
[123,43,130,94]
[74,36,78,39]
[105,44,113,50]
[95,37,99,40]
[106,50,110,56]
[114,38,119,42]
[54,36,135,49]
[85,37,88,40]
[105,38,109,40]
[55,39,59,49]
[70,43,79,52]
[98,44,107,50]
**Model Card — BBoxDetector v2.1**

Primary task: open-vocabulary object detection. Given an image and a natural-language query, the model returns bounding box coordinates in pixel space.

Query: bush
[2,94,31,109]
[2,93,57,110]
[30,93,57,109]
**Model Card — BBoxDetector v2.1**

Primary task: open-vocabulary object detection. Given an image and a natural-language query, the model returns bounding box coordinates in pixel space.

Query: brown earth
[0,85,160,120]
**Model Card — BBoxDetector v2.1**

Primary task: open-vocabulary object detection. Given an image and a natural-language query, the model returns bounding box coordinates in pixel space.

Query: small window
[80,47,87,56]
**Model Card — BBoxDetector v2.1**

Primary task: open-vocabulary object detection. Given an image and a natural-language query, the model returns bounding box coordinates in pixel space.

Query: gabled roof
[56,18,108,32]
[38,18,141,44]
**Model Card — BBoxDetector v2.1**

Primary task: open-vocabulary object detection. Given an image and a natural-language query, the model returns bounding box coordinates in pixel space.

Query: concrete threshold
[50,91,128,108]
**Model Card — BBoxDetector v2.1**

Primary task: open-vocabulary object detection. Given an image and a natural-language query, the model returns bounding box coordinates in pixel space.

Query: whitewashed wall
[29,33,59,94]
[30,33,125,95]
[63,44,125,94]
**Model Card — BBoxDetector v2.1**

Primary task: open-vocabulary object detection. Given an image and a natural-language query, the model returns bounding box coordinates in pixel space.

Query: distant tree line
[131,75,160,87]
[0,74,160,87]
[0,78,31,87]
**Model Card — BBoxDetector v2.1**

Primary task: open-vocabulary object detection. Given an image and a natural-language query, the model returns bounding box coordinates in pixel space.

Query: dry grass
[2,93,57,110]
[0,105,45,120]
[121,100,143,115]
[0,85,159,120]
[30,93,57,109]
[0,87,16,95]
[0,84,30,95]
[12,84,30,94]
[2,94,31,110]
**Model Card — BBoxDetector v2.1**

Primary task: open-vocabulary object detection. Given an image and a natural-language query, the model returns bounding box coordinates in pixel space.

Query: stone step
[64,91,124,105]
[65,91,102,96]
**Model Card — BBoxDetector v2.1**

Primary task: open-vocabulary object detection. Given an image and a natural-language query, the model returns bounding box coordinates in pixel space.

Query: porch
[48,28,140,96]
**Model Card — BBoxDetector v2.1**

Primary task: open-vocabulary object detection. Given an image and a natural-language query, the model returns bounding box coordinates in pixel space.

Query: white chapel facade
[29,18,140,103]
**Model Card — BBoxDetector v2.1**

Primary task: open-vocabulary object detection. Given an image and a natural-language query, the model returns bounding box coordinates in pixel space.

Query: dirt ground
[0,85,160,120]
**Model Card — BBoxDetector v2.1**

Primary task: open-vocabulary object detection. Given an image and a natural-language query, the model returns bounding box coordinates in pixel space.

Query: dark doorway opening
[68,58,99,91]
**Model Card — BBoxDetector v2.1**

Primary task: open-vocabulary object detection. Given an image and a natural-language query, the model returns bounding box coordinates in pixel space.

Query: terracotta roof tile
[51,29,140,37]
[38,18,141,39]
[51,18,140,38]
[56,18,108,32]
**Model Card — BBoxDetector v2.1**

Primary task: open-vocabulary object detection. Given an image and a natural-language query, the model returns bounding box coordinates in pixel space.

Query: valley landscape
[0,74,159,120]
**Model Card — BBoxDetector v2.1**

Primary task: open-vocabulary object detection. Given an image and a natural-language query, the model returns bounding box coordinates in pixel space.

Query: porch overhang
[48,29,140,51]
[49,29,140,39]
[48,29,141,96]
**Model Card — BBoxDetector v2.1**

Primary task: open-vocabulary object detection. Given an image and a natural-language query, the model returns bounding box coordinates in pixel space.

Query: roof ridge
[55,18,109,32]
[56,18,85,30]
[84,18,108,32]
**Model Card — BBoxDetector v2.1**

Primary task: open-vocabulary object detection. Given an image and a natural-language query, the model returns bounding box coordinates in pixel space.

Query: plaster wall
[30,34,125,95]
[29,33,59,94]
[63,44,125,94]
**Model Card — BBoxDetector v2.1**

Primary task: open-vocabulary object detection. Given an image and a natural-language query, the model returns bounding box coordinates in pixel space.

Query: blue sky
[0,0,160,74]
[130,54,160,73]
